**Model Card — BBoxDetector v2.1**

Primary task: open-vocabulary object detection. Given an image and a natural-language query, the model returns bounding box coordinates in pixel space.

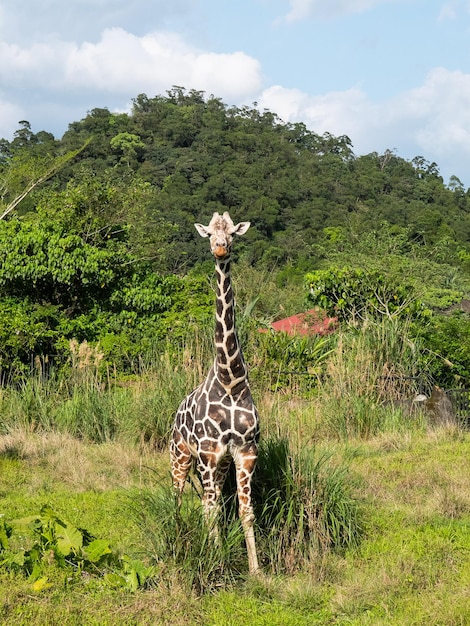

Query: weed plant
[0,377,61,433]
[0,505,154,592]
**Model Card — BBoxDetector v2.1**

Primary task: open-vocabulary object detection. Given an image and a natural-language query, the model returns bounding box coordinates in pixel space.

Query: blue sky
[1,0,470,186]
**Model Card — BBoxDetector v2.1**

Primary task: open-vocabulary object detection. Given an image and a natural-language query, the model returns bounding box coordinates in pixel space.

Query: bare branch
[0,142,89,220]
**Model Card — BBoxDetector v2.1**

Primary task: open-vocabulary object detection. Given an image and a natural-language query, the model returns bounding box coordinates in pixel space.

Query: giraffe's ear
[194,223,210,237]
[232,221,250,236]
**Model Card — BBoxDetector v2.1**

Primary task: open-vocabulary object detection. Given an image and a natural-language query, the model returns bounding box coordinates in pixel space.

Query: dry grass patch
[350,429,470,519]
[0,428,166,492]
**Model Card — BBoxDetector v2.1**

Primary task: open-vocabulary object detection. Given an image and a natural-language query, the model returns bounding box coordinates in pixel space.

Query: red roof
[262,309,337,336]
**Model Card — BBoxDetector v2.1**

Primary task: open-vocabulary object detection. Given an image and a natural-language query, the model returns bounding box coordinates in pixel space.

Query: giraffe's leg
[197,451,225,539]
[213,455,232,527]
[234,445,260,575]
[214,455,232,500]
[170,431,193,508]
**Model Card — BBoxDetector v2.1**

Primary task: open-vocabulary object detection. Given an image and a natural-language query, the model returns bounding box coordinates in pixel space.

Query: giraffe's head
[194,212,250,259]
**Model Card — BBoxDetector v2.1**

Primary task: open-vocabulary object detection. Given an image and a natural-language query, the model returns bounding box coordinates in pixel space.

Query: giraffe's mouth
[213,246,228,259]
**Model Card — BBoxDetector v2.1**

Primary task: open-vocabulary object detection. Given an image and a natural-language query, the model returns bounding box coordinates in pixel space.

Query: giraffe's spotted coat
[170,211,260,574]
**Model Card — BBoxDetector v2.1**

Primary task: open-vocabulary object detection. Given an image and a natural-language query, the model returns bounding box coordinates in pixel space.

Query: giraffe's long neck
[213,257,247,390]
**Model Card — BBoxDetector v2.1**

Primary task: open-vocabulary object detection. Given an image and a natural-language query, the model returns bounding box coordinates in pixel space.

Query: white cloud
[0,41,64,87]
[0,28,262,99]
[438,2,458,21]
[281,0,412,22]
[66,28,261,99]
[1,10,469,185]
[258,84,375,140]
[398,67,470,158]
[258,67,470,181]
[0,0,194,44]
[0,25,262,139]
[0,99,24,140]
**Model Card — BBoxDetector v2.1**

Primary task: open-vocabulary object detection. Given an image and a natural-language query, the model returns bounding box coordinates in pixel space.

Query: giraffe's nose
[214,245,228,259]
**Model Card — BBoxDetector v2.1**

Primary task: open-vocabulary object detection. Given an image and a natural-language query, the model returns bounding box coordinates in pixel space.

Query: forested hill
[0,87,469,382]
[3,87,470,271]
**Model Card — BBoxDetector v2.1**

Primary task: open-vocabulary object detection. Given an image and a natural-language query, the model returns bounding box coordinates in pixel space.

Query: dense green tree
[305,266,429,324]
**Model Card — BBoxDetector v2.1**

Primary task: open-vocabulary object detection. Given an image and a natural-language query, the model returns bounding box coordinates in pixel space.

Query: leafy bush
[418,313,470,387]
[0,506,154,592]
[306,266,430,324]
[0,298,61,379]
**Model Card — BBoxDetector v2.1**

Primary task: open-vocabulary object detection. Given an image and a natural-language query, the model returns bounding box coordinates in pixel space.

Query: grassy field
[0,321,468,625]
[1,410,469,625]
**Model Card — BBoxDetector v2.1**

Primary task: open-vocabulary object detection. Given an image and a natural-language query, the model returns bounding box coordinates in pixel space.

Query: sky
[1,0,470,186]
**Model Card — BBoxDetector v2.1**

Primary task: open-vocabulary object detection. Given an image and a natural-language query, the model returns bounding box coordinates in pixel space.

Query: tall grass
[129,435,362,589]
[248,328,334,395]
[54,387,122,442]
[0,318,435,447]
[125,344,210,449]
[319,319,430,438]
[253,437,362,575]
[0,377,62,434]
[0,333,214,447]
[130,482,247,593]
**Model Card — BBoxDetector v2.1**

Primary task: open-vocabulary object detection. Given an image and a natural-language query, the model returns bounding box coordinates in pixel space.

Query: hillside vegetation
[0,86,469,385]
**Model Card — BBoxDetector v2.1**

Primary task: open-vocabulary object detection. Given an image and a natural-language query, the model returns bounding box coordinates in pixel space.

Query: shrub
[418,313,470,387]
[306,266,430,324]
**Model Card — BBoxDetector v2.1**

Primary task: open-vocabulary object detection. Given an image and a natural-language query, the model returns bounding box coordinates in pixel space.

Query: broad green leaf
[124,567,139,592]
[121,555,154,589]
[103,572,127,589]
[55,521,83,556]
[0,521,11,550]
[31,577,52,592]
[83,539,112,563]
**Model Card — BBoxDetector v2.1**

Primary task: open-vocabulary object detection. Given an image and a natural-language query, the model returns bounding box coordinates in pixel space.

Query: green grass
[0,423,469,625]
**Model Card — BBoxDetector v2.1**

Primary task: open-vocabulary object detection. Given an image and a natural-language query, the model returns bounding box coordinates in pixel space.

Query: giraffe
[170,211,260,575]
